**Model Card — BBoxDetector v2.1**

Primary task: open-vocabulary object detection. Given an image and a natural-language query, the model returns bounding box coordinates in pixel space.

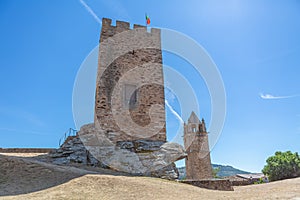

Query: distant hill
[178,164,251,180]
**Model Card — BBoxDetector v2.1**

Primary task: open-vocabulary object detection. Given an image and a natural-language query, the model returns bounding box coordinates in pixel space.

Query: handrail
[58,128,77,147]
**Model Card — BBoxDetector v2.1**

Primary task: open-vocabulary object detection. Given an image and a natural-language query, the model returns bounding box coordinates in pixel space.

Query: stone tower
[94,18,166,143]
[184,112,212,180]
[50,18,185,180]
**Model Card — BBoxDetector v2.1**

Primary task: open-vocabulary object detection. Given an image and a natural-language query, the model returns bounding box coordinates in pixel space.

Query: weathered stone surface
[116,140,165,152]
[48,136,103,167]
[77,123,186,179]
[148,163,179,180]
[181,179,234,191]
[47,123,186,180]
[184,112,213,180]
[154,143,187,164]
[94,18,167,143]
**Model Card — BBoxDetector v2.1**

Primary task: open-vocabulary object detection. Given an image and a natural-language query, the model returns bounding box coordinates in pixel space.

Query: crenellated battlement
[100,18,160,42]
[116,20,130,29]
[102,18,112,26]
[133,24,146,30]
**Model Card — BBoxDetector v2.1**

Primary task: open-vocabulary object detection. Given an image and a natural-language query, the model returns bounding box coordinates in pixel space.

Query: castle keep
[94,18,212,179]
[94,18,166,143]
[184,112,212,180]
[49,18,212,181]
[79,18,184,179]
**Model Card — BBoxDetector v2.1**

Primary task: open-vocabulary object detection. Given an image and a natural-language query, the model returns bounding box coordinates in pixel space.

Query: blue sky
[0,0,300,173]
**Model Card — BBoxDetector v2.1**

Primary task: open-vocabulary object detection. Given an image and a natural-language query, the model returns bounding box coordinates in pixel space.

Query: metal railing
[58,128,77,147]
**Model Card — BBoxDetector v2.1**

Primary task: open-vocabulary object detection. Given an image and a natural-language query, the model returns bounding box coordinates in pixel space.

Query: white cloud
[79,0,102,24]
[165,100,184,124]
[260,93,298,100]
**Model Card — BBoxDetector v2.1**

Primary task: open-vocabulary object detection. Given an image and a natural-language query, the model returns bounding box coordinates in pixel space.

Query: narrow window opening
[124,84,138,109]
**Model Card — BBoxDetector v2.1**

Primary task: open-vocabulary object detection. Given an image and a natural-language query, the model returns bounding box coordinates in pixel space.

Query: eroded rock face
[49,123,186,180]
[49,137,104,167]
[116,140,165,153]
[80,124,186,179]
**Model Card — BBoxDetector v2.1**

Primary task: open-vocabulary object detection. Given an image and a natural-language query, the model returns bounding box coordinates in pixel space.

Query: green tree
[262,151,300,181]
[212,167,220,178]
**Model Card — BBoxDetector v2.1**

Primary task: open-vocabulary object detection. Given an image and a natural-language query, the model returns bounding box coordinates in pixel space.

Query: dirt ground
[0,153,300,200]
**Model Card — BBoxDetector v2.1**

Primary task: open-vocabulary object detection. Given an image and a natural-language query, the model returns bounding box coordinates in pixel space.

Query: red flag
[145,14,150,25]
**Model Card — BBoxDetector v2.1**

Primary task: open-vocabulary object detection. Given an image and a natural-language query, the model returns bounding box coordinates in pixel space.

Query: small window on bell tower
[192,127,196,133]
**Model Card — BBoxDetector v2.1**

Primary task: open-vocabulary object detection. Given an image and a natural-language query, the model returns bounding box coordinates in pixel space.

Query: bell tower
[184,112,212,180]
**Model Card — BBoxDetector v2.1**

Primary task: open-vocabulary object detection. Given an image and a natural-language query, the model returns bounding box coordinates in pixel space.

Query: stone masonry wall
[0,148,55,153]
[181,179,234,191]
[94,18,166,143]
[185,134,212,180]
[184,119,213,180]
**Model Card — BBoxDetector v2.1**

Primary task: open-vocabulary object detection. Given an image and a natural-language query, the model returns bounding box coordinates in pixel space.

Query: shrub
[262,151,300,181]
[254,177,264,184]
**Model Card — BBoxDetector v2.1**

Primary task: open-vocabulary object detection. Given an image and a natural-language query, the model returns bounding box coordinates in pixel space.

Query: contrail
[165,100,184,124]
[79,0,102,24]
[260,93,299,100]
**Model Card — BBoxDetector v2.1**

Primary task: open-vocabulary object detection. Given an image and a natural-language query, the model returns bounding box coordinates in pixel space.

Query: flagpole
[145,13,150,26]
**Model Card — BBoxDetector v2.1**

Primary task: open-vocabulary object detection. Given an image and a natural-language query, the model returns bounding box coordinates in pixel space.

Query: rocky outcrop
[80,123,186,180]
[49,137,104,168]
[116,140,165,153]
[48,123,186,180]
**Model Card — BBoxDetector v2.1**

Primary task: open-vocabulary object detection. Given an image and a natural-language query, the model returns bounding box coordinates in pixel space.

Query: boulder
[48,123,187,180]
[48,136,103,167]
